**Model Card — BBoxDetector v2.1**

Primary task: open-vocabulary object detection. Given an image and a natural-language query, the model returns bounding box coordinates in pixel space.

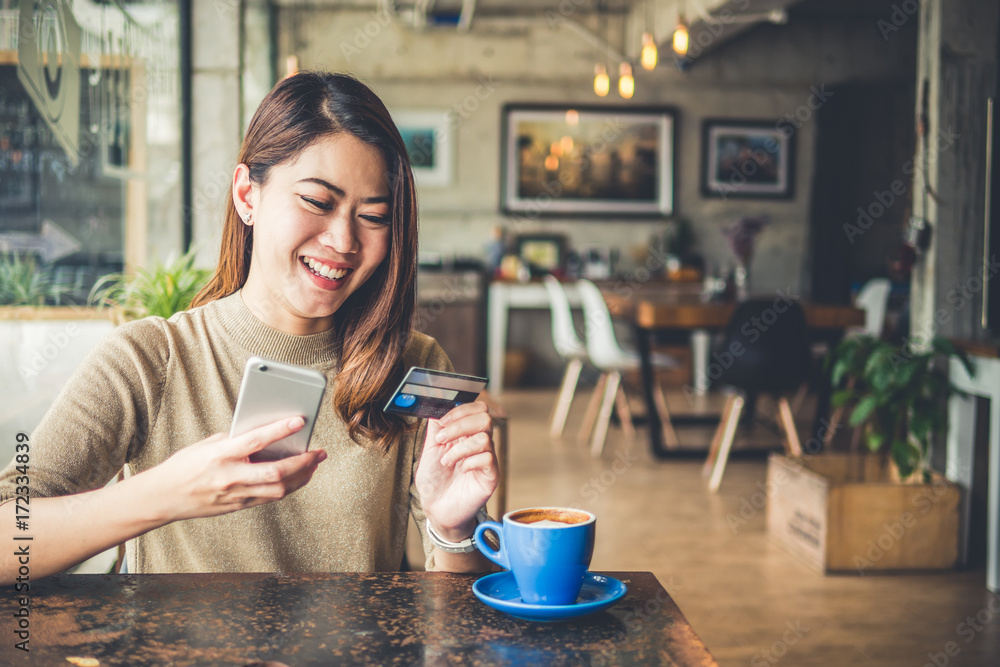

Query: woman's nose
[319,212,360,254]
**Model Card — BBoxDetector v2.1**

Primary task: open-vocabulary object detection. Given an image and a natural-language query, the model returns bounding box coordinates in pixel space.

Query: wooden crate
[765,453,961,573]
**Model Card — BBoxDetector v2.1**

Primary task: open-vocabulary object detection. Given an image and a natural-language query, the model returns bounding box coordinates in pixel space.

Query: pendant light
[618,62,634,99]
[640,0,657,70]
[672,1,689,56]
[594,64,610,97]
[641,32,658,70]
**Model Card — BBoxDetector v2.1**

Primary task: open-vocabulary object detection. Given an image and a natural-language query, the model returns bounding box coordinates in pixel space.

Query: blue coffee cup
[474,507,596,605]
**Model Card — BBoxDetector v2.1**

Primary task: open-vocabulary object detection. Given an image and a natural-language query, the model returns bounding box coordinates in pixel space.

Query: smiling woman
[0,72,499,584]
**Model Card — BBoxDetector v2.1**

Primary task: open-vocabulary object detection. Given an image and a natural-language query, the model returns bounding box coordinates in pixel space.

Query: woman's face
[236,133,392,335]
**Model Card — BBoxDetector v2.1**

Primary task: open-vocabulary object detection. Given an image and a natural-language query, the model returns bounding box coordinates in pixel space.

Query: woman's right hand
[144,416,327,522]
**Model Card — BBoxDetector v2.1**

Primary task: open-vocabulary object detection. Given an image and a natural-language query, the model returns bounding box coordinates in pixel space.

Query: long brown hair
[192,72,418,451]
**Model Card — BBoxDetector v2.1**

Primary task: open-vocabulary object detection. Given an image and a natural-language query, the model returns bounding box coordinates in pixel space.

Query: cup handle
[474,520,508,569]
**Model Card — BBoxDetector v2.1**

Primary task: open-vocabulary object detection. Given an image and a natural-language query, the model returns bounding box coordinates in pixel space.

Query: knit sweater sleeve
[405,333,456,571]
[0,317,170,504]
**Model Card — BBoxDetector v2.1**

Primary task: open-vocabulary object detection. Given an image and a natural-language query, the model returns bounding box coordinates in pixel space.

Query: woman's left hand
[415,401,498,542]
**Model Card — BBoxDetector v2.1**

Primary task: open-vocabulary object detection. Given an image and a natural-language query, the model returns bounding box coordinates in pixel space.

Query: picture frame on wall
[516,233,567,276]
[701,119,795,199]
[393,110,453,187]
[501,104,675,217]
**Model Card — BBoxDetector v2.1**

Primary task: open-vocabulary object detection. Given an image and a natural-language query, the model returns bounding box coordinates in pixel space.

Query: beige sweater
[0,292,447,573]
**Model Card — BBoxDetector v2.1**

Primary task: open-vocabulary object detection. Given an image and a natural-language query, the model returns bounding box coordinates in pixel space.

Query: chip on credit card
[383,367,488,420]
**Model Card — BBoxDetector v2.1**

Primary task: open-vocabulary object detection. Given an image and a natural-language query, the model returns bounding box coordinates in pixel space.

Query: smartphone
[229,356,328,462]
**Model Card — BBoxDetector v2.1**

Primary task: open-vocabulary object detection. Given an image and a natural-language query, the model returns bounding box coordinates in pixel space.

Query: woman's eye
[360,214,389,225]
[301,196,333,211]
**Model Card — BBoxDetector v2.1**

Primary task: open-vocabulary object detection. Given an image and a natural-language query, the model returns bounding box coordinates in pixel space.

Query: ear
[232,164,256,225]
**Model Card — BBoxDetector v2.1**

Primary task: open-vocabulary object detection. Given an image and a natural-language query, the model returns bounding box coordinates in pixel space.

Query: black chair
[704,298,810,492]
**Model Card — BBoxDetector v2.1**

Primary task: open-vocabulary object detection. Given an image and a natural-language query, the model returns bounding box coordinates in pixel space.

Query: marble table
[4,571,718,666]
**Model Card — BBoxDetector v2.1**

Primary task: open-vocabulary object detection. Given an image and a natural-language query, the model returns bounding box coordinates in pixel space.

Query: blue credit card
[383,367,488,420]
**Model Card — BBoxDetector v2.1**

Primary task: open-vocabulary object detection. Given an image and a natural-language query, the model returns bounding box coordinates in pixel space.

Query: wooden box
[765,454,961,573]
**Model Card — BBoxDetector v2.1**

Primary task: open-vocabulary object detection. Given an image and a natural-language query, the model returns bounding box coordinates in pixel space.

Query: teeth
[304,257,347,280]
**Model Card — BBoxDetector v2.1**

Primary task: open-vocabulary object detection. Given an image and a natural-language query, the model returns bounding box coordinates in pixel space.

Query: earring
[242,211,251,223]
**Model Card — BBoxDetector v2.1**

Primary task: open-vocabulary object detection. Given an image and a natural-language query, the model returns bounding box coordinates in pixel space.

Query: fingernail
[317,450,328,462]
[289,417,305,429]
[435,429,447,443]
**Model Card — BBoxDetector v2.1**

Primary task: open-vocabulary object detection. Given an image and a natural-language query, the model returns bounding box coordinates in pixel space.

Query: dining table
[603,288,866,459]
[5,570,719,666]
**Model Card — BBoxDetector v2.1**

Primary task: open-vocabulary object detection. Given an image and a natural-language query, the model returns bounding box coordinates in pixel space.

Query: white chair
[818,277,894,446]
[543,275,589,438]
[852,278,892,338]
[575,279,680,457]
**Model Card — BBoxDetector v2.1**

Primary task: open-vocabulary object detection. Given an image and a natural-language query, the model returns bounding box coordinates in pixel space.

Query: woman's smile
[300,255,354,290]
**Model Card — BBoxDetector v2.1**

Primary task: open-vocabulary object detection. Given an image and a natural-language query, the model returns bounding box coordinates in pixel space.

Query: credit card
[383,367,488,420]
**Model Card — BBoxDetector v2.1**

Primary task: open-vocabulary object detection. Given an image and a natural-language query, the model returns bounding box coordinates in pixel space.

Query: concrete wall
[912,0,999,343]
[190,0,243,269]
[266,6,915,297]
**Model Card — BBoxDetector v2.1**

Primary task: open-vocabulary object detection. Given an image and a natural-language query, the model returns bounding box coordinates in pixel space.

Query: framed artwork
[501,104,675,217]
[701,119,795,199]
[516,233,567,275]
[393,110,453,187]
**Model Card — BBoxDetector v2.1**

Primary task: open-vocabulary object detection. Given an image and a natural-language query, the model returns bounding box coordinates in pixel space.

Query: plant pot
[0,307,117,463]
[765,453,961,574]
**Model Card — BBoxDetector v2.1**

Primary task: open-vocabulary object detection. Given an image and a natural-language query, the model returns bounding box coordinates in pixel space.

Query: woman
[0,72,497,582]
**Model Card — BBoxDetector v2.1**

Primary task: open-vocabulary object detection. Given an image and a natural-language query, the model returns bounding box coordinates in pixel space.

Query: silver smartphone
[229,356,328,462]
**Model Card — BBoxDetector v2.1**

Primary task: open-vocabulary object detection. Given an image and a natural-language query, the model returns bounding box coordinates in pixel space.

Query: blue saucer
[473,572,627,622]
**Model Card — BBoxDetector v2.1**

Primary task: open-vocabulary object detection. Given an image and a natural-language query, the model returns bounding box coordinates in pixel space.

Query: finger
[233,453,325,502]
[438,400,489,427]
[241,448,326,485]
[423,418,446,452]
[228,416,305,458]
[456,451,499,479]
[440,432,493,467]
[435,410,492,444]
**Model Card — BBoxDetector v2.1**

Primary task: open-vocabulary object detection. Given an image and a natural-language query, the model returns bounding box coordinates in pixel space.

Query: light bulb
[672,20,689,56]
[594,64,610,97]
[641,32,658,70]
[618,62,634,99]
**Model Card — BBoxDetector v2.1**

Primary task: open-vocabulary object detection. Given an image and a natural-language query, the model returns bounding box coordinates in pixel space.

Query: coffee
[510,508,591,525]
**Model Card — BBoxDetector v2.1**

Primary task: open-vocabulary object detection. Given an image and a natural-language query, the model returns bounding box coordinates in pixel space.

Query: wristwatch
[426,508,490,554]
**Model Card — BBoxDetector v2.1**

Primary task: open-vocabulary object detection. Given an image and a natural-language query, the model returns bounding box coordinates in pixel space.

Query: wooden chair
[703,299,810,492]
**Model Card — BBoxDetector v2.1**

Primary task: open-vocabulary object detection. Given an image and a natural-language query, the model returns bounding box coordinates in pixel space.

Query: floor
[463,386,1000,667]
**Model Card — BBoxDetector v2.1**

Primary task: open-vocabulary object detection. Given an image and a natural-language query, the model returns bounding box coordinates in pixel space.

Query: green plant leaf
[891,439,917,479]
[831,389,855,407]
[0,253,74,306]
[88,249,212,320]
[849,394,878,426]
[865,429,885,453]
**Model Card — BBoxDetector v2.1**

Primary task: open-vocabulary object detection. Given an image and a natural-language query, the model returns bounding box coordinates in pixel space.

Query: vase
[734,262,750,300]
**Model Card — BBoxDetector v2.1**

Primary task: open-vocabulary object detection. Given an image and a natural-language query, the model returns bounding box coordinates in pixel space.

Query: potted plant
[762,335,970,574]
[0,252,75,307]
[827,335,975,480]
[88,249,213,322]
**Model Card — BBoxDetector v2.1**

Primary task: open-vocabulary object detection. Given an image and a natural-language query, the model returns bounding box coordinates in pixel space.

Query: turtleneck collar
[211,290,339,368]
